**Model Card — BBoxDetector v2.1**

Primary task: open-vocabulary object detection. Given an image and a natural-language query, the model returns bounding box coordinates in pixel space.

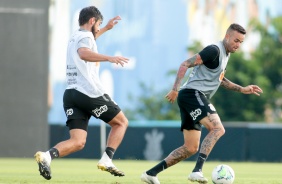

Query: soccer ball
[212,164,235,184]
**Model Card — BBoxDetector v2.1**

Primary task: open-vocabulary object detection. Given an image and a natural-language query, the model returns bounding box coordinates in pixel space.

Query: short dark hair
[227,23,246,35]
[78,6,103,26]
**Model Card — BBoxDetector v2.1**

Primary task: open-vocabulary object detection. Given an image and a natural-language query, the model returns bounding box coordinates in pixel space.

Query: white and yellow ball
[212,164,235,184]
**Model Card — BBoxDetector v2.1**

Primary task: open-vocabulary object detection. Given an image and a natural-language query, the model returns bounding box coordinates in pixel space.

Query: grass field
[0,158,281,184]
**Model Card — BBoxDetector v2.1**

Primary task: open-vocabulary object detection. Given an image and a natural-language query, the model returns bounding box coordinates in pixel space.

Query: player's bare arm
[221,77,263,96]
[164,146,193,167]
[165,54,203,103]
[173,54,203,91]
[78,47,129,66]
[96,16,121,38]
[220,77,242,92]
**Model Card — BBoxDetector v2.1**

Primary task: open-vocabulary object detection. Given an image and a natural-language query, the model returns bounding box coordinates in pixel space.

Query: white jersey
[65,29,105,98]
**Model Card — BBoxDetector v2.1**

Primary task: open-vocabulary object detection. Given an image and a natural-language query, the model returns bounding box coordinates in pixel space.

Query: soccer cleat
[34,151,52,180]
[188,171,208,183]
[140,172,160,184]
[97,159,125,177]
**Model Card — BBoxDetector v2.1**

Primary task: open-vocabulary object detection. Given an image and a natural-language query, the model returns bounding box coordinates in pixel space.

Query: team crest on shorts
[208,104,216,111]
[66,108,73,116]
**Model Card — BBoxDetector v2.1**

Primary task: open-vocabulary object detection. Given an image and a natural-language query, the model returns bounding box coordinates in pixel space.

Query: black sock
[192,153,207,172]
[49,147,59,160]
[146,160,167,176]
[105,147,115,159]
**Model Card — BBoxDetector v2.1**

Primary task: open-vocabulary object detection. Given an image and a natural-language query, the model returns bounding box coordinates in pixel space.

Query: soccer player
[141,23,263,184]
[34,6,129,180]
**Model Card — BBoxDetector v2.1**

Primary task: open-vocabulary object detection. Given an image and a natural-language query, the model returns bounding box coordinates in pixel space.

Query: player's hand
[105,16,121,30]
[108,56,129,67]
[165,90,178,103]
[241,85,263,96]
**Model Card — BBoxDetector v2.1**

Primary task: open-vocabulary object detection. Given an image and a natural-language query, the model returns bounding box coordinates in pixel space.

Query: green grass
[0,158,281,184]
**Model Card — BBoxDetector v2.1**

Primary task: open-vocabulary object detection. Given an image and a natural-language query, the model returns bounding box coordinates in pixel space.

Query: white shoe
[34,151,52,180]
[97,153,125,177]
[188,171,208,183]
[140,172,160,184]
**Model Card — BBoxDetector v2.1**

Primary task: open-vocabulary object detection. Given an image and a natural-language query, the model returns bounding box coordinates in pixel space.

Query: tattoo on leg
[165,146,193,167]
[200,129,220,155]
[208,113,219,127]
[201,114,222,155]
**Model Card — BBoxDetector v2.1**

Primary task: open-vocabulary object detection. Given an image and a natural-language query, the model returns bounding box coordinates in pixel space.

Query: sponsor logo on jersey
[66,72,77,76]
[92,105,108,117]
[219,70,226,81]
[66,108,73,116]
[67,65,76,70]
[190,108,202,120]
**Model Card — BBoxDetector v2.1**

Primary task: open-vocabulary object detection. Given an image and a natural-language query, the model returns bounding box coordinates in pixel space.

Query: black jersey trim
[199,45,220,69]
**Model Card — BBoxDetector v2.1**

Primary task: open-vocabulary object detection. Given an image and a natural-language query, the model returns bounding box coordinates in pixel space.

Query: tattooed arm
[172,54,203,91]
[221,77,263,96]
[220,77,242,92]
[165,54,203,103]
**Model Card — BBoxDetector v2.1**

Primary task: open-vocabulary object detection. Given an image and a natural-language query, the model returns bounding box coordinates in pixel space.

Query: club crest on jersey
[219,70,225,81]
[190,108,202,120]
[92,105,108,117]
[66,108,73,116]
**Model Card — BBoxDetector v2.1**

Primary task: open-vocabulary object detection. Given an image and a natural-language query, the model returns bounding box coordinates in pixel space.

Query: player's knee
[111,117,128,129]
[221,127,225,136]
[184,144,199,155]
[189,146,199,155]
[122,114,129,126]
[211,126,225,139]
[120,117,128,128]
[74,139,86,151]
[124,118,129,128]
[218,127,225,137]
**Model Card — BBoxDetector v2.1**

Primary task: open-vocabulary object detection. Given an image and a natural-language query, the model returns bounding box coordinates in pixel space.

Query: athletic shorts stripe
[195,90,204,106]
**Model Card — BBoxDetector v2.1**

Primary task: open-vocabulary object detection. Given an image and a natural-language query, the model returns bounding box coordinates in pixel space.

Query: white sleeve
[77,37,93,49]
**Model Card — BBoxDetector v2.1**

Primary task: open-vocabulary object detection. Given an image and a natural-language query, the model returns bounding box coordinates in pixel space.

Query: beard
[91,25,96,40]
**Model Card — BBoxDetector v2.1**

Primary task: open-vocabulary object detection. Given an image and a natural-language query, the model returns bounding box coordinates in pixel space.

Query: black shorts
[63,89,121,130]
[177,89,217,131]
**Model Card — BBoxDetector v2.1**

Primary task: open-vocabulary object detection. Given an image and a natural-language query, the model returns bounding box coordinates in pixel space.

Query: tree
[248,17,282,122]
[212,51,270,121]
[124,82,180,120]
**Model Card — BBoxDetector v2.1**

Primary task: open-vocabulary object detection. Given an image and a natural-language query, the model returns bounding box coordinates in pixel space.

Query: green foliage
[187,40,203,53]
[212,51,270,121]
[124,82,180,120]
[250,17,282,121]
